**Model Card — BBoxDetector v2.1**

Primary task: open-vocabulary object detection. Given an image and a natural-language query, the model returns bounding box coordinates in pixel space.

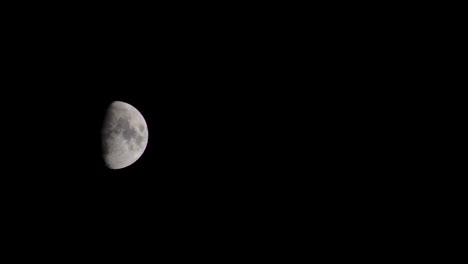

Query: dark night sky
[0,4,412,258]
[3,18,289,225]
[1,7,324,253]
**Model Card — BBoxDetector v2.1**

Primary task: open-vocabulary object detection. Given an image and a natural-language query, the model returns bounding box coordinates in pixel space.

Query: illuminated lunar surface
[102,101,148,169]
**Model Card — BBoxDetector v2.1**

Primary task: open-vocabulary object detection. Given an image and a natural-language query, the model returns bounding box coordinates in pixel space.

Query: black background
[0,7,312,250]
[0,5,373,257]
[0,3,427,259]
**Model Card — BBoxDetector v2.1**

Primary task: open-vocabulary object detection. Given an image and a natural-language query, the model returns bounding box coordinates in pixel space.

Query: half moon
[101,101,149,169]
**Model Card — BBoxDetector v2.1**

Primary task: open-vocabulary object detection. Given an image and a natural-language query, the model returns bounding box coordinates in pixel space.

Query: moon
[101,101,149,169]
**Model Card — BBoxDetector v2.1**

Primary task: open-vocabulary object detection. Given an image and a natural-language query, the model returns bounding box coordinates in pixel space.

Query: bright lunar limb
[102,101,148,169]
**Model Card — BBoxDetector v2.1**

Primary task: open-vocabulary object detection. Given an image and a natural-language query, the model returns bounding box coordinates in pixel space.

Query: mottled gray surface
[102,101,148,169]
